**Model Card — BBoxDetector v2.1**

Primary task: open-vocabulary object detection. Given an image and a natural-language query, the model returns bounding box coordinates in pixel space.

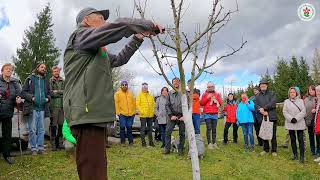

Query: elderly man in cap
[63,7,163,179]
[255,78,278,156]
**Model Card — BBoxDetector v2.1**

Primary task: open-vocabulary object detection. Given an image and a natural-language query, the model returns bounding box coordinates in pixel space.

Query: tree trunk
[181,93,200,180]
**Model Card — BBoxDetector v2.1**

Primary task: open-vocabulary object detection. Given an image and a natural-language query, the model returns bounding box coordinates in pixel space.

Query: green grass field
[1,120,320,180]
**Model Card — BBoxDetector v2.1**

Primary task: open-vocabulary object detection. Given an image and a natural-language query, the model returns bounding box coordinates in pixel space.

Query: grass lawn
[1,120,320,180]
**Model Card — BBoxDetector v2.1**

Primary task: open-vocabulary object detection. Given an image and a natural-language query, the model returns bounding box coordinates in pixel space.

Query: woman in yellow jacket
[136,82,155,147]
[114,80,136,145]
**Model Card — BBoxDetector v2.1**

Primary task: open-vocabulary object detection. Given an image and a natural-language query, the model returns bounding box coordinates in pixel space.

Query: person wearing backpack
[283,87,307,163]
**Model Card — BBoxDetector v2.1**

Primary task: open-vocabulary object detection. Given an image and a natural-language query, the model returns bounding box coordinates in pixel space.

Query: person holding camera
[200,82,222,150]
[0,63,22,165]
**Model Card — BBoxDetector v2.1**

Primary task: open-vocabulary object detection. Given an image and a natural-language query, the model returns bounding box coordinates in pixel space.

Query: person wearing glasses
[114,80,136,145]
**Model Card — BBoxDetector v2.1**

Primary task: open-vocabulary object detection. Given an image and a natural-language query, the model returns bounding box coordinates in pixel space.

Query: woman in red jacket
[200,82,222,150]
[223,93,238,144]
[314,85,320,163]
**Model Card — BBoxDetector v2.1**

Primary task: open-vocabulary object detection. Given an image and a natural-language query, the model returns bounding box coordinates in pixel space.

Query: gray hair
[316,85,320,92]
[207,81,214,86]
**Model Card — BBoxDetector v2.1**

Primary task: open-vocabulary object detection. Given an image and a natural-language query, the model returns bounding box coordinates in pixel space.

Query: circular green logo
[298,3,316,21]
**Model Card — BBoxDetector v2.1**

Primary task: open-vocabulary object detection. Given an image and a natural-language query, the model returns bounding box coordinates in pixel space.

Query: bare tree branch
[136,48,162,76]
[156,35,177,50]
[134,0,175,89]
[177,0,184,28]
[182,32,191,63]
[182,0,238,54]
[149,37,175,89]
[204,39,247,69]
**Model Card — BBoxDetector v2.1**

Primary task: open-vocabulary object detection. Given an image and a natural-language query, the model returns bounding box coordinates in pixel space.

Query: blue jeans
[119,115,134,144]
[28,110,45,152]
[192,114,201,134]
[241,123,254,146]
[159,124,167,146]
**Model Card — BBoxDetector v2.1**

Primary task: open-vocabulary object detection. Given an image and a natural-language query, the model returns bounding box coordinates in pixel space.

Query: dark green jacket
[49,77,64,109]
[63,18,156,127]
[0,75,21,118]
[21,74,51,117]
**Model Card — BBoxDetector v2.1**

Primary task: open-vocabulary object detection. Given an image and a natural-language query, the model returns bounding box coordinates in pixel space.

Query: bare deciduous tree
[112,67,135,90]
[134,0,247,179]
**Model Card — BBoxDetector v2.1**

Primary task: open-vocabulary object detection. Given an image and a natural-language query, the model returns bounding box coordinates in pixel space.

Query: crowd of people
[1,62,320,165]
[108,73,320,166]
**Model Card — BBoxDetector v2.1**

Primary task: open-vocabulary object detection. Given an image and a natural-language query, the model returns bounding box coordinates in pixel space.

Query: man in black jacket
[0,63,22,164]
[255,79,278,156]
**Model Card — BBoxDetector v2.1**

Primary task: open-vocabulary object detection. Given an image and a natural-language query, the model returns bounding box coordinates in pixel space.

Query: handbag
[259,116,274,140]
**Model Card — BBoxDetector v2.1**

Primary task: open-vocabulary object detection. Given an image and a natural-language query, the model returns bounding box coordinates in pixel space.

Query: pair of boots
[50,125,63,151]
[292,152,304,163]
[142,140,155,147]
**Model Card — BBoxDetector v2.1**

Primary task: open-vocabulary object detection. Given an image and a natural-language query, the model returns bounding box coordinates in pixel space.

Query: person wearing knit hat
[114,80,136,145]
[136,82,155,147]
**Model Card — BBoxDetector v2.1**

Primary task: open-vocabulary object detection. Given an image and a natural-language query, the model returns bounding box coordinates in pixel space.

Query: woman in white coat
[283,87,307,163]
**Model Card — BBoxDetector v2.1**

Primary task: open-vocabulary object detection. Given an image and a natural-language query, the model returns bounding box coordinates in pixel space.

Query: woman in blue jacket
[236,93,255,151]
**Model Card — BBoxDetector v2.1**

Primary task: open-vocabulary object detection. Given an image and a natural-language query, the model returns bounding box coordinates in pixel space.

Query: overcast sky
[0,0,319,96]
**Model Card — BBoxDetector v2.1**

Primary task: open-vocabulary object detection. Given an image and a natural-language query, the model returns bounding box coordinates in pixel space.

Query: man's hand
[32,97,35,102]
[179,116,184,121]
[262,111,268,116]
[134,22,165,40]
[291,118,297,124]
[259,108,265,113]
[45,98,49,103]
[171,116,178,121]
[153,23,165,34]
[207,93,213,100]
[16,96,22,104]
[134,33,149,39]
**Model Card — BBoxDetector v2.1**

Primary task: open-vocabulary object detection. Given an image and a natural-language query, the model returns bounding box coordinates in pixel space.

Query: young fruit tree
[134,0,246,179]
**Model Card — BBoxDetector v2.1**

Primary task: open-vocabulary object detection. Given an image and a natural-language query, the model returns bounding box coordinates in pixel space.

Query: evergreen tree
[289,56,300,87]
[312,48,320,84]
[273,58,291,102]
[260,69,274,91]
[12,4,60,82]
[298,56,313,96]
